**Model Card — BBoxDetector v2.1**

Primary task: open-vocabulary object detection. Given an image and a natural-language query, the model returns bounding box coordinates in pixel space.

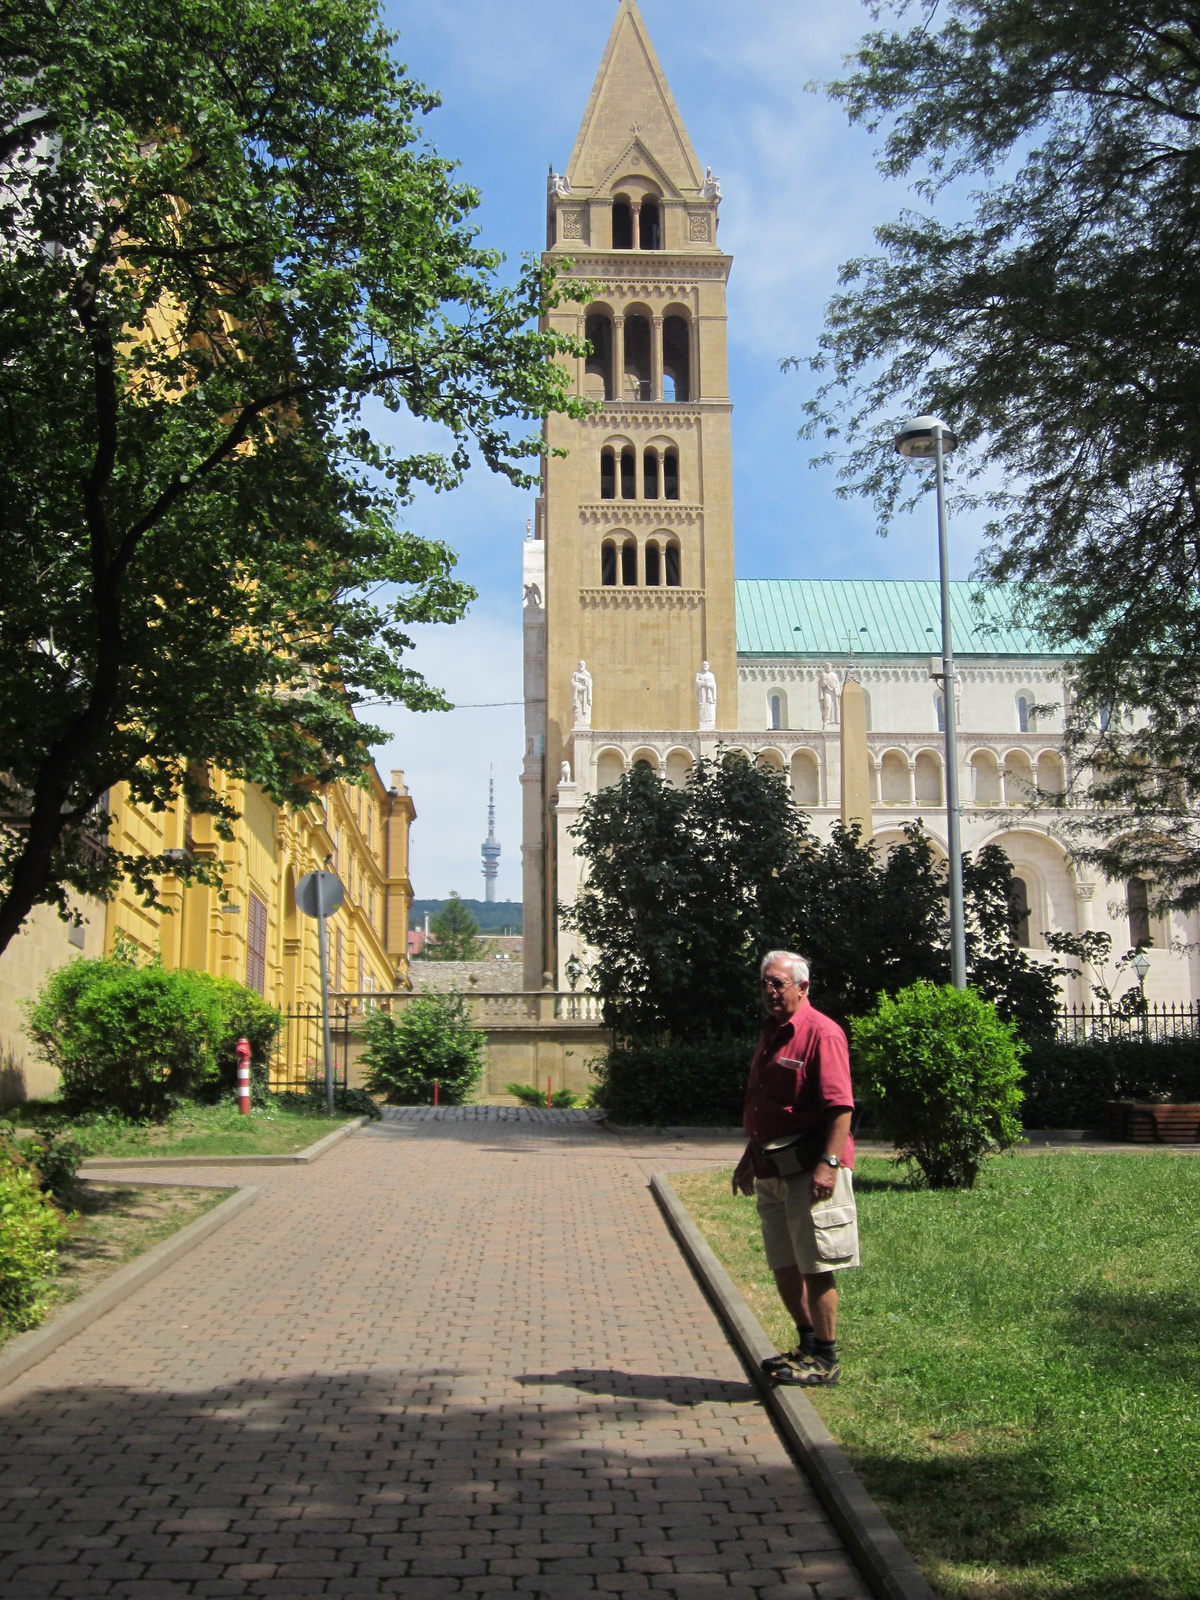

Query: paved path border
[0,1185,257,1393]
[652,1171,937,1600]
[79,1114,366,1169]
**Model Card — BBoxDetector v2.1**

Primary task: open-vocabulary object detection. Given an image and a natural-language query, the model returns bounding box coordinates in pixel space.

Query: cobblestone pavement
[0,1110,870,1599]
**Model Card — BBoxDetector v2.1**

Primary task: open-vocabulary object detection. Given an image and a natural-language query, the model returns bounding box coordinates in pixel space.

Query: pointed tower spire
[566,0,704,194]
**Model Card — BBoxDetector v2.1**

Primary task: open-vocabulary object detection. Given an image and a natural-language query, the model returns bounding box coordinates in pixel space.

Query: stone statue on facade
[818,663,841,728]
[701,167,722,199]
[547,165,572,198]
[560,760,573,786]
[571,660,593,728]
[695,661,717,730]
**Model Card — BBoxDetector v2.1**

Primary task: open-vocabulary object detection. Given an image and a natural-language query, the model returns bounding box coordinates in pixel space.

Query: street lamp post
[894,416,967,990]
[1132,948,1151,1042]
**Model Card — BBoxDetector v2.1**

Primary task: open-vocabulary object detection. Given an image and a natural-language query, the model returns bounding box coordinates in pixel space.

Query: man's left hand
[809,1165,836,1205]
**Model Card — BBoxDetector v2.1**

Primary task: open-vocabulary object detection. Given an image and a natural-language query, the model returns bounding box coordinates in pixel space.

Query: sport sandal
[769,1353,839,1387]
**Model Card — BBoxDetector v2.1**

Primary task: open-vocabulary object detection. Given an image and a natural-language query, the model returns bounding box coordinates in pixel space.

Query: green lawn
[66,1098,358,1159]
[672,1152,1200,1600]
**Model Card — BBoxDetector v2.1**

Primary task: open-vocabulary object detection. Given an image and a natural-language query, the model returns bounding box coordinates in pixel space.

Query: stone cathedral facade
[521,0,1200,1010]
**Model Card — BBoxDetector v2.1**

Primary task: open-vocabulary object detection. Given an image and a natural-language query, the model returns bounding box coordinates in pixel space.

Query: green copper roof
[736,579,1071,658]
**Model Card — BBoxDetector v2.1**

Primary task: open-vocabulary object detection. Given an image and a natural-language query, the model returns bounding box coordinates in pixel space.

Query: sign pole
[315,877,335,1117]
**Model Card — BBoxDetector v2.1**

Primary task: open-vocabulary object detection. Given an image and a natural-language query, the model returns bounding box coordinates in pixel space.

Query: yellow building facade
[0,765,415,1102]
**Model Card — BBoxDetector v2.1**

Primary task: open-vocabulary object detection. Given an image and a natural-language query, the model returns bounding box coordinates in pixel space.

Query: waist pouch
[755,1127,826,1179]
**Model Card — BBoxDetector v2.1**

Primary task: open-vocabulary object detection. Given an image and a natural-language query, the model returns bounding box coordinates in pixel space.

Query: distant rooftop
[736,579,1072,659]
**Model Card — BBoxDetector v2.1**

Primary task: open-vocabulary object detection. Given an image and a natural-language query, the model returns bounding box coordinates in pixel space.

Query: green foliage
[359,994,485,1105]
[275,1085,381,1120]
[504,1082,581,1109]
[0,1127,85,1204]
[1021,1035,1200,1129]
[851,982,1025,1188]
[589,1038,755,1127]
[794,1,1200,908]
[564,754,1060,1045]
[0,1156,68,1329]
[26,954,281,1120]
[200,977,283,1106]
[0,0,589,954]
[424,893,490,962]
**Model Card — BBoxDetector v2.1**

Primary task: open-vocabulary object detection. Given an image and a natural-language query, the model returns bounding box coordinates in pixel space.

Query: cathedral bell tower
[523,0,736,986]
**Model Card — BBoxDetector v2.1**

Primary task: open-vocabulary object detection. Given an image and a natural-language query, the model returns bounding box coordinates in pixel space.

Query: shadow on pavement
[514,1367,760,1404]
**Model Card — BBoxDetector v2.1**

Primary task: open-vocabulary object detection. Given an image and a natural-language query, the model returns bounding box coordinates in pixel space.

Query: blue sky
[369,0,980,901]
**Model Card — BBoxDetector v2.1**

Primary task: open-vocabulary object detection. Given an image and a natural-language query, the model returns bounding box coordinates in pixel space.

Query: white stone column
[554,772,581,990]
[651,314,663,402]
[612,315,625,403]
[907,756,917,806]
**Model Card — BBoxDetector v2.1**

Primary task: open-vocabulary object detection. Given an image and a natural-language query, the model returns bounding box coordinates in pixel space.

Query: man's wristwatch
[817,1154,840,1170]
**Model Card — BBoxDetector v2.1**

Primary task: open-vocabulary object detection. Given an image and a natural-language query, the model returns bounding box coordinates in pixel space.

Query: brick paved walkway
[0,1110,870,1599]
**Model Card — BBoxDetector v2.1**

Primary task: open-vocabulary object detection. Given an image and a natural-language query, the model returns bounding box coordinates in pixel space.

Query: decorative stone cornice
[578,587,704,610]
[578,503,701,527]
[583,406,700,430]
[560,254,730,282]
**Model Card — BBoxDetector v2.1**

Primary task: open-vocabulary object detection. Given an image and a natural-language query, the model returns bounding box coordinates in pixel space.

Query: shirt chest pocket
[760,1056,805,1107]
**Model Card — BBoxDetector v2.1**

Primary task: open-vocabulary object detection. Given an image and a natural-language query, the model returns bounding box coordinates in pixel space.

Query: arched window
[645,542,661,587]
[600,541,617,587]
[915,752,942,805]
[621,540,637,587]
[643,449,659,499]
[620,447,636,500]
[769,693,787,730]
[861,690,872,731]
[599,448,616,500]
[623,314,651,401]
[1099,703,1113,732]
[584,313,613,401]
[935,693,945,732]
[1017,694,1036,733]
[1009,878,1031,947]
[664,542,681,586]
[639,200,660,250]
[662,315,690,401]
[1127,878,1152,947]
[791,751,820,805]
[663,450,679,500]
[612,198,633,250]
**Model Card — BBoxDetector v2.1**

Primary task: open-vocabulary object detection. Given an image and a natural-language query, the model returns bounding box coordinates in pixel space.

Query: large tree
[793,1,1200,910]
[562,754,1058,1041]
[0,0,586,954]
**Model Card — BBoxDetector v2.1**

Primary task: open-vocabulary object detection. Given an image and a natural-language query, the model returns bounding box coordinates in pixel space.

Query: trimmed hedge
[1021,1034,1200,1129]
[590,1037,756,1126]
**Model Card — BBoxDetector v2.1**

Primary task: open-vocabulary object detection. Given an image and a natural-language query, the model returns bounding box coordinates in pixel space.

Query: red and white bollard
[433,1080,439,1107]
[235,1037,251,1115]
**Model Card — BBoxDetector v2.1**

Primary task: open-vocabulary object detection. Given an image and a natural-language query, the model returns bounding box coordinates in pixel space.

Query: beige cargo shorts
[755,1165,860,1275]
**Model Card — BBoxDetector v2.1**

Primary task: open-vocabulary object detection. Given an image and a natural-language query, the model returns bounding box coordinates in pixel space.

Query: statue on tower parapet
[571,660,593,728]
[695,661,717,730]
[818,663,841,728]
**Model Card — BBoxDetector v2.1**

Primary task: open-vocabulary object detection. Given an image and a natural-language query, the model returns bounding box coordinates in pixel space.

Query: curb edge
[79,1116,367,1170]
[651,1171,937,1600]
[0,1185,259,1393]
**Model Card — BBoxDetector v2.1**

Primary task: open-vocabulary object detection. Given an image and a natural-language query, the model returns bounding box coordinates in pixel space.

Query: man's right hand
[732,1149,756,1197]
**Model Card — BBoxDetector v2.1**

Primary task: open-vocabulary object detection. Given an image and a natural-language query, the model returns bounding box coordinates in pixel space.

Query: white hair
[760,950,810,986]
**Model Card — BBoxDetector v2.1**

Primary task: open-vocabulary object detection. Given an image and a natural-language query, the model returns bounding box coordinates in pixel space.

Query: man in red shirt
[732,950,859,1386]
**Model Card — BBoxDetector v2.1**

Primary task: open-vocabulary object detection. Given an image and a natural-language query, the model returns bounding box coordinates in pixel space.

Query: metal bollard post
[433,1080,439,1107]
[236,1037,251,1115]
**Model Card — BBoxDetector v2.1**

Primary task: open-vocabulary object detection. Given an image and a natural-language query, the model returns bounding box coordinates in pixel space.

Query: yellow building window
[247,892,268,995]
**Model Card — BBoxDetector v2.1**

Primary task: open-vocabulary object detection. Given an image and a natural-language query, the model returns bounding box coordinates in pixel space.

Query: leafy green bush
[589,1037,755,1125]
[851,983,1025,1189]
[1021,1034,1200,1128]
[359,994,485,1105]
[8,1128,83,1202]
[0,1155,68,1328]
[274,1085,381,1120]
[506,1082,582,1109]
[26,955,283,1120]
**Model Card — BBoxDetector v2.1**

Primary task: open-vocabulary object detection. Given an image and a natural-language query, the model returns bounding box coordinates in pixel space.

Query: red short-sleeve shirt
[742,1000,856,1169]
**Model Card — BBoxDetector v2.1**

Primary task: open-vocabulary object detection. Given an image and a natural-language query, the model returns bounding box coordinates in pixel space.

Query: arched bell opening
[584,311,613,401]
[612,196,633,250]
[620,539,638,587]
[645,541,662,587]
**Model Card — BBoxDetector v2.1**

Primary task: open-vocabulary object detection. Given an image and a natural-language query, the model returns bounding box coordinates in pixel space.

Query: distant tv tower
[480,768,500,902]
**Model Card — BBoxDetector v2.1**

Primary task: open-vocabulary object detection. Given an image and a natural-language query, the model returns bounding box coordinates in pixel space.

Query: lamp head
[1132,949,1151,981]
[894,415,959,459]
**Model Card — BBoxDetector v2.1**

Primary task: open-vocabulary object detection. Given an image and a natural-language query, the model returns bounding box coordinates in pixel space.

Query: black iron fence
[270,1003,352,1095]
[1055,1002,1200,1045]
